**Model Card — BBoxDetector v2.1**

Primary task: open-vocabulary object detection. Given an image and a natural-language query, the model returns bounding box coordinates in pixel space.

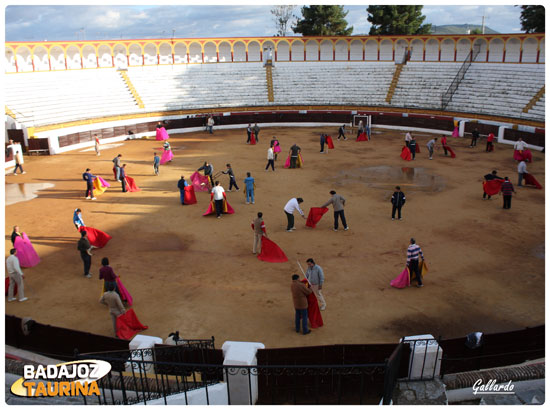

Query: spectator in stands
[499,177,516,209]
[253,123,260,142]
[391,186,406,220]
[306,258,326,311]
[244,172,255,204]
[427,137,438,160]
[291,274,312,335]
[77,230,93,278]
[13,148,25,175]
[112,154,122,181]
[246,124,252,144]
[470,128,480,148]
[517,160,528,187]
[99,281,125,337]
[405,132,412,148]
[289,144,301,168]
[83,168,96,200]
[409,136,417,160]
[7,249,28,302]
[207,116,214,134]
[153,153,160,176]
[321,190,348,231]
[284,197,305,231]
[252,212,267,254]
[222,163,239,192]
[266,146,275,171]
[320,134,326,153]
[177,175,188,205]
[120,164,127,192]
[94,135,100,156]
[483,170,504,200]
[406,238,424,288]
[486,133,495,152]
[337,124,347,140]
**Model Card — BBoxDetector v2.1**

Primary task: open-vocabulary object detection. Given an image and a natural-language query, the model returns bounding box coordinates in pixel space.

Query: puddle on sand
[5,183,55,206]
[332,166,446,192]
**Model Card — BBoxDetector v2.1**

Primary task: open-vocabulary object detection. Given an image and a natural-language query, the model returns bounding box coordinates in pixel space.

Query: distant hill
[430,24,499,34]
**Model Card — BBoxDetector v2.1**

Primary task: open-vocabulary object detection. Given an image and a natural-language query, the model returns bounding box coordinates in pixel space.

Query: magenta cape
[184,185,198,204]
[306,207,329,228]
[284,153,304,168]
[273,141,282,153]
[190,171,210,192]
[524,173,543,189]
[257,236,288,263]
[326,135,335,149]
[400,146,412,161]
[79,226,112,248]
[452,126,459,137]
[483,180,503,196]
[97,176,110,187]
[356,131,368,141]
[514,149,532,162]
[160,149,174,165]
[125,176,141,192]
[14,233,40,268]
[156,127,169,141]
[301,279,324,328]
[116,277,133,306]
[116,309,148,340]
[390,267,410,289]
[443,145,456,158]
[203,193,235,216]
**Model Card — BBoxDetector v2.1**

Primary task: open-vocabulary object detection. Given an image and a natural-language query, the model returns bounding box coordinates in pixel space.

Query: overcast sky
[5,3,525,42]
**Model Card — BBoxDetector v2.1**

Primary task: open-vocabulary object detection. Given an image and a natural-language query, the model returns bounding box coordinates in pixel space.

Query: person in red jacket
[486,133,495,152]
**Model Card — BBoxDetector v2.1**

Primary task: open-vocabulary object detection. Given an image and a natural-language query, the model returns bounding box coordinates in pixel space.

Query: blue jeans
[14,164,24,174]
[334,210,347,229]
[246,189,254,203]
[180,189,185,205]
[295,309,309,333]
[115,167,121,181]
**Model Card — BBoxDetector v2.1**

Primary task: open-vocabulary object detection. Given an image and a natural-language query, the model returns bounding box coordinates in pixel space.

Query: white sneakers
[19,297,28,302]
[9,297,28,302]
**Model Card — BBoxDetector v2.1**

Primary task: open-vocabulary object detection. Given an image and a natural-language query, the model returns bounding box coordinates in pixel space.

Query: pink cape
[116,309,148,340]
[190,171,210,192]
[306,207,329,228]
[97,176,110,188]
[514,149,532,162]
[443,145,456,158]
[155,127,169,141]
[390,267,410,289]
[356,131,368,141]
[326,136,335,149]
[14,233,40,268]
[257,236,288,263]
[452,126,459,137]
[79,226,112,248]
[284,153,304,168]
[184,185,197,204]
[400,146,412,161]
[524,173,543,189]
[116,277,133,306]
[160,149,174,165]
[124,176,141,192]
[273,141,282,153]
[203,193,235,216]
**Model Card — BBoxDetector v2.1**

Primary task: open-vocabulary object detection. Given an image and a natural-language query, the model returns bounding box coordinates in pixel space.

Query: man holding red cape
[291,274,313,335]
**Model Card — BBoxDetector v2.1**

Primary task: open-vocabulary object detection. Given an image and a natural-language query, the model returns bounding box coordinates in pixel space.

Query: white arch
[97,44,113,67]
[425,39,439,61]
[505,38,521,63]
[203,42,217,62]
[276,41,290,61]
[473,39,487,62]
[233,42,246,62]
[522,38,538,62]
[248,41,261,62]
[16,47,33,72]
[440,39,454,61]
[32,46,49,71]
[128,44,142,66]
[50,46,65,70]
[365,40,377,60]
[349,40,362,60]
[158,43,172,64]
[320,40,332,60]
[379,39,393,60]
[410,39,423,61]
[219,41,231,62]
[456,39,471,61]
[291,41,305,61]
[488,39,504,62]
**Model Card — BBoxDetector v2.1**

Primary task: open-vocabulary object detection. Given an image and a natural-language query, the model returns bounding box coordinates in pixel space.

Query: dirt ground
[4,126,545,348]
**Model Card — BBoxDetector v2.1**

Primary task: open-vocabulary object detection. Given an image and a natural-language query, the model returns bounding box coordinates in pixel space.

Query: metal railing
[441,44,481,109]
[402,336,443,381]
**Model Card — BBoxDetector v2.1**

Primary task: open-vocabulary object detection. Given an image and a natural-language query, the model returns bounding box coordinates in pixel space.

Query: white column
[401,334,442,380]
[222,341,265,405]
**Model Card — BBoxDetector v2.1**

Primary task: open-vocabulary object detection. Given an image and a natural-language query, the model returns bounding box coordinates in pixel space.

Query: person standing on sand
[500,177,516,209]
[99,281,125,337]
[177,175,189,205]
[391,186,406,220]
[406,238,424,288]
[284,197,305,231]
[291,274,312,335]
[305,258,326,311]
[83,168,97,200]
[153,153,160,175]
[321,190,348,231]
[252,212,267,254]
[244,172,255,204]
[94,135,100,156]
[77,230,93,278]
[6,249,28,302]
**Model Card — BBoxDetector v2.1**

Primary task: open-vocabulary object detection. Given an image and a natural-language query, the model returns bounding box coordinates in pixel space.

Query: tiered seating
[271,62,395,106]
[127,64,268,111]
[521,95,545,121]
[446,63,545,122]
[5,69,138,127]
[390,62,462,109]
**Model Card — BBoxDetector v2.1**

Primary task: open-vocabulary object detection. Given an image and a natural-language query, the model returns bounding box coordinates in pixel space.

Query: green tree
[367,5,431,35]
[292,5,353,36]
[519,5,545,33]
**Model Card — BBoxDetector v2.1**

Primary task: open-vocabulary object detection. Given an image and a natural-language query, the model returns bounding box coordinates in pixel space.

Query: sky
[5,3,526,42]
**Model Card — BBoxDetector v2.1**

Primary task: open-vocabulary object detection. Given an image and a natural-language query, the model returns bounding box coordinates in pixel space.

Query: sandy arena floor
[4,126,545,348]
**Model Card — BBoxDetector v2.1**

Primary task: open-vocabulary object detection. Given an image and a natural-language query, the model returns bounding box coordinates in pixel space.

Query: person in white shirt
[207,116,214,134]
[517,160,528,186]
[266,147,275,171]
[211,181,225,218]
[514,138,528,152]
[6,249,27,302]
[284,197,305,231]
[405,132,412,148]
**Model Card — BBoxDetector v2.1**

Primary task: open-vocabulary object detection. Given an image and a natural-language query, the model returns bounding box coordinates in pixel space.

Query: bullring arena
[4,32,545,404]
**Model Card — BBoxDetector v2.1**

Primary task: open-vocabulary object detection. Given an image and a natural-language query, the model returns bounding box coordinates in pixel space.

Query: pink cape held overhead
[13,233,40,268]
[190,171,211,192]
[78,226,112,248]
[203,192,235,216]
[306,207,329,228]
[156,127,169,141]
[257,236,288,263]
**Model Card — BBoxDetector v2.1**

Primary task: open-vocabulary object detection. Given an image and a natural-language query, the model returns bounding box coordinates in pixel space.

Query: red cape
[306,207,329,228]
[5,277,17,297]
[257,236,288,263]
[79,226,112,248]
[116,277,133,306]
[125,176,141,192]
[190,171,210,192]
[443,145,456,158]
[400,146,412,161]
[524,173,543,189]
[415,144,420,153]
[184,185,197,204]
[301,279,323,328]
[514,149,532,162]
[483,179,504,196]
[250,132,256,145]
[203,192,235,215]
[116,308,148,340]
[356,132,368,141]
[326,136,335,149]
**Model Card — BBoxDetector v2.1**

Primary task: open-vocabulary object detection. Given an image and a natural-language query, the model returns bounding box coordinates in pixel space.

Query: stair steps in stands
[385,64,403,103]
[5,105,16,119]
[523,85,545,113]
[265,63,274,102]
[119,71,145,109]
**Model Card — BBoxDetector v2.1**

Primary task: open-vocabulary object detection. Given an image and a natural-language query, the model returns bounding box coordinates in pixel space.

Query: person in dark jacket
[197,162,214,187]
[470,128,480,147]
[499,177,516,209]
[119,164,127,192]
[391,186,406,220]
[320,134,326,153]
[177,175,189,205]
[483,170,504,200]
[222,163,239,191]
[77,230,93,278]
[83,168,96,200]
[337,124,347,140]
[409,137,417,160]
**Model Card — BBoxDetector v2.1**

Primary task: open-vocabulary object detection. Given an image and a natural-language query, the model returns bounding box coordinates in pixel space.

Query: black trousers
[229,178,239,190]
[320,141,325,152]
[392,205,402,219]
[265,159,274,170]
[486,141,493,152]
[443,146,448,156]
[483,191,492,199]
[246,131,251,143]
[405,141,409,148]
[410,146,416,159]
[334,210,347,229]
[285,211,294,230]
[409,259,422,285]
[121,179,127,192]
[80,252,91,275]
[254,130,259,142]
[215,199,223,216]
[290,156,297,168]
[503,195,512,209]
[338,130,345,139]
[86,183,94,198]
[470,137,477,147]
